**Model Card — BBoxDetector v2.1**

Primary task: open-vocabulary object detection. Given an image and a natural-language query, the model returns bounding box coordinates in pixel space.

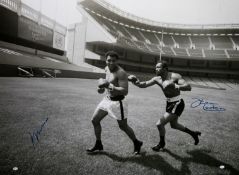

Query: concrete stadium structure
[0,0,67,58]
[0,0,104,78]
[74,0,239,79]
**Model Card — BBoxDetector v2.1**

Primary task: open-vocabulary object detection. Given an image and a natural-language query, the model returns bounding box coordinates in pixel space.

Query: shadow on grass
[88,149,239,175]
[89,151,183,175]
[164,149,239,175]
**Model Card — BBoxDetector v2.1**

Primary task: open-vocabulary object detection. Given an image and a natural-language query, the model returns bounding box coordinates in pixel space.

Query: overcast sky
[22,0,239,27]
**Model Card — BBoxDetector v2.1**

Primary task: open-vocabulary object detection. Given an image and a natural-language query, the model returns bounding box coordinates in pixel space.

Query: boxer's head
[155,61,168,76]
[105,51,119,71]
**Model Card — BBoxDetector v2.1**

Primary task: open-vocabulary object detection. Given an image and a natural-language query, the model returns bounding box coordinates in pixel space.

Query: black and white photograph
[0,0,239,174]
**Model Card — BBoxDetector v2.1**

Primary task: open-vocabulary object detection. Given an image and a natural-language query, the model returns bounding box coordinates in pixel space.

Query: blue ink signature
[191,98,225,112]
[29,118,48,147]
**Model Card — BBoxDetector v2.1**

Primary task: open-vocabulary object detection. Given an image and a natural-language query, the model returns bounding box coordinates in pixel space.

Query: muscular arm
[175,74,191,91]
[134,77,157,88]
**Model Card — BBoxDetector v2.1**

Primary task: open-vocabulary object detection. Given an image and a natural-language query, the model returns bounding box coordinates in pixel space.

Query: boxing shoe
[152,141,165,152]
[133,140,143,155]
[192,131,201,145]
[86,140,103,153]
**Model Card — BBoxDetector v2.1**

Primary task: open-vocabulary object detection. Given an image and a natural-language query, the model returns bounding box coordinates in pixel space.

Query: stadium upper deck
[73,0,239,79]
[78,0,239,60]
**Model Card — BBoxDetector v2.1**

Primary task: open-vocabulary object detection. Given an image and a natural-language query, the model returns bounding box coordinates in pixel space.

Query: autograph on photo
[191,98,225,112]
[29,118,48,147]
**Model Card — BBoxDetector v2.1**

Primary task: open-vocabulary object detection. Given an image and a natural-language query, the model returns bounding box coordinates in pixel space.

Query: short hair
[157,61,168,69]
[105,51,119,60]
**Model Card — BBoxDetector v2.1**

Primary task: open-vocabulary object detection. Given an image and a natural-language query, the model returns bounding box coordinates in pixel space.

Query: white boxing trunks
[96,95,128,120]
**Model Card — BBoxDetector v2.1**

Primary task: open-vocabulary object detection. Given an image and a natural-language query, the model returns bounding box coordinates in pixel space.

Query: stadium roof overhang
[78,0,239,34]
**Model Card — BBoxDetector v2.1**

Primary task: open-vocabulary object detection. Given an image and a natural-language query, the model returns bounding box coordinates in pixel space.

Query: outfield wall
[0,64,104,79]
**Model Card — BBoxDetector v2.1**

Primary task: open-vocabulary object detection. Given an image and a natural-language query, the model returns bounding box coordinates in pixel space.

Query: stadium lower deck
[0,77,239,175]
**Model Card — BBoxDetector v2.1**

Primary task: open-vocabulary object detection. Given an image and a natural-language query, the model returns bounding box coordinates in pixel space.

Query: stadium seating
[227,50,239,58]
[86,10,239,61]
[117,25,133,38]
[188,49,203,57]
[231,36,239,45]
[162,47,175,56]
[160,34,175,47]
[204,50,227,59]
[146,43,161,53]
[77,0,239,80]
[173,35,191,48]
[117,36,137,49]
[141,31,159,44]
[126,27,145,42]
[211,36,233,49]
[134,40,149,51]
[91,13,119,37]
[173,48,189,57]
[190,36,210,49]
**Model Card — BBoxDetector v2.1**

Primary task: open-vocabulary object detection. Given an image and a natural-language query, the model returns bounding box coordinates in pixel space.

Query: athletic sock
[184,127,201,145]
[184,127,194,134]
[160,136,165,145]
[133,139,139,144]
[96,140,102,145]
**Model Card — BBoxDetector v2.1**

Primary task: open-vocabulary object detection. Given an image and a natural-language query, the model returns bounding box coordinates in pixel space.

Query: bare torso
[153,72,180,98]
[105,66,128,97]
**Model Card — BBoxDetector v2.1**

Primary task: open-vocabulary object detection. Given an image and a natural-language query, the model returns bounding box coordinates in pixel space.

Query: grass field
[0,77,239,175]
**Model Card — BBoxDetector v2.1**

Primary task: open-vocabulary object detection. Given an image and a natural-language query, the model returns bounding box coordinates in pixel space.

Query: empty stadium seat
[160,34,175,47]
[146,43,161,53]
[134,40,149,51]
[204,50,227,59]
[173,35,191,48]
[162,47,175,56]
[211,36,233,49]
[227,50,239,58]
[231,36,239,45]
[117,36,137,49]
[191,36,210,49]
[141,31,159,44]
[188,49,203,57]
[126,27,146,42]
[173,48,189,57]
